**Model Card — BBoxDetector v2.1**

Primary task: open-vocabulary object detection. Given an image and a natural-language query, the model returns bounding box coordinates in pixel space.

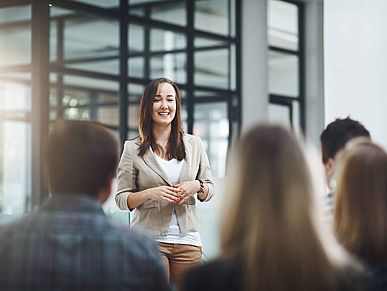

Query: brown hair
[46,120,118,197]
[222,124,343,291]
[334,140,387,264]
[138,78,185,160]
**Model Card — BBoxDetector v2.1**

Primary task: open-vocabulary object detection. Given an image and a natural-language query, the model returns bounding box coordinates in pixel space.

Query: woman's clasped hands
[148,181,200,205]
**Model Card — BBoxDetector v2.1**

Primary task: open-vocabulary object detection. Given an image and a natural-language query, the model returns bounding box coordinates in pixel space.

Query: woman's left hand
[173,180,200,205]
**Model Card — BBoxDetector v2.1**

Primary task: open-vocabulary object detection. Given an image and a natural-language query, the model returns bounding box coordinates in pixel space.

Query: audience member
[320,117,370,220]
[0,121,171,291]
[334,139,387,291]
[183,124,363,291]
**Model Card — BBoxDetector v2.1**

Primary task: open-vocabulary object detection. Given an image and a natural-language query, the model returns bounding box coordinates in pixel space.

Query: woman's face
[152,82,177,128]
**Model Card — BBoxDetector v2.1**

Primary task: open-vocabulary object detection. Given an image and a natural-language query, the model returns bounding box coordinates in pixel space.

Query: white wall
[324,0,387,148]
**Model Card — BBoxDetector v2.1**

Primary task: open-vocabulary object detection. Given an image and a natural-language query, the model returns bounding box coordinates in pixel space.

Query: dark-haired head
[46,120,118,200]
[138,78,185,160]
[320,117,370,164]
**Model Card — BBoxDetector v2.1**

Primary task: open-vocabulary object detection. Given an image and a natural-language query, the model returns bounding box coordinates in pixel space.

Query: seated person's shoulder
[184,258,242,291]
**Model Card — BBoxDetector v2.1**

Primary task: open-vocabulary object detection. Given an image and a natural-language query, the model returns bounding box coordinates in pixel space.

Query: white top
[153,152,202,246]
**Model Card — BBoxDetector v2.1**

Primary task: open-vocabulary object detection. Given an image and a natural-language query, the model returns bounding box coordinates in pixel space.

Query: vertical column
[119,0,128,148]
[241,0,268,130]
[31,0,50,208]
[304,2,324,145]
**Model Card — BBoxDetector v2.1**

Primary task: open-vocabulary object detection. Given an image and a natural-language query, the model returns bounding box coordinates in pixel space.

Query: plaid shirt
[0,195,172,291]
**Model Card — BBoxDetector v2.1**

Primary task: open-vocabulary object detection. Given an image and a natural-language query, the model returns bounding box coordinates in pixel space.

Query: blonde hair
[221,124,343,291]
[334,140,387,264]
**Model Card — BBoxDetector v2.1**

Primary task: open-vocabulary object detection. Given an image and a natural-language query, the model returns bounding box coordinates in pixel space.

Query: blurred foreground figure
[0,121,171,291]
[183,123,364,291]
[334,139,387,291]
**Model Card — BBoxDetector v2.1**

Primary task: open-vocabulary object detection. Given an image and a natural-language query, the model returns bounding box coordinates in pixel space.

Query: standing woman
[115,78,215,290]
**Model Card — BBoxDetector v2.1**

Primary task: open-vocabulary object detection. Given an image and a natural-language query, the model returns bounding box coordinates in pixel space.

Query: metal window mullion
[119,0,128,147]
[186,0,194,134]
[298,2,305,132]
[31,0,50,208]
[56,18,64,119]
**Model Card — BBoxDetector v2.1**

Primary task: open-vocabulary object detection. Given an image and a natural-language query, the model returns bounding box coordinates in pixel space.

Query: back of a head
[335,141,387,264]
[320,117,370,164]
[46,120,118,197]
[222,124,337,291]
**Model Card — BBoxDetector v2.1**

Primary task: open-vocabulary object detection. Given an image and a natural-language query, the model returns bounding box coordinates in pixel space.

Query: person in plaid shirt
[0,120,172,291]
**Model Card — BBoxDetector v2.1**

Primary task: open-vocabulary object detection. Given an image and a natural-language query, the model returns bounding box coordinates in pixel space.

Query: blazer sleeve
[195,137,215,202]
[115,141,137,210]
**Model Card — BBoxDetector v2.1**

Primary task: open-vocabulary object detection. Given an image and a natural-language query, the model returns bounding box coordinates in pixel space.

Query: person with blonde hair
[334,140,387,291]
[183,123,362,291]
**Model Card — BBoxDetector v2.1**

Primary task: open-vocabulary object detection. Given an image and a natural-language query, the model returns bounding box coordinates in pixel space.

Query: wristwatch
[197,179,205,194]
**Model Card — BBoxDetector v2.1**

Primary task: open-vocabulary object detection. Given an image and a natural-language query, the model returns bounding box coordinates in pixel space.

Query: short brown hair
[46,120,118,197]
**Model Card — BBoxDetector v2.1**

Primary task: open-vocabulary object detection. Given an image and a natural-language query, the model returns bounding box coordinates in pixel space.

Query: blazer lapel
[178,135,193,182]
[142,149,172,186]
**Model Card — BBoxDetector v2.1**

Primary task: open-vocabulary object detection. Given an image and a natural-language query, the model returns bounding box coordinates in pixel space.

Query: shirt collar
[40,194,105,215]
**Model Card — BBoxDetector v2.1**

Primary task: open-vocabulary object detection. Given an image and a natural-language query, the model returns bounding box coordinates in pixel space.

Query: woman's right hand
[146,186,181,204]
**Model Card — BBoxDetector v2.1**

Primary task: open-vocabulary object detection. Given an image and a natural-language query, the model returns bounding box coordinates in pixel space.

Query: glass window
[129,24,144,53]
[0,5,31,24]
[0,78,32,214]
[268,51,299,97]
[194,102,229,179]
[128,57,144,78]
[151,29,186,52]
[128,83,144,102]
[150,53,186,84]
[0,5,31,67]
[62,14,119,61]
[195,48,229,89]
[63,75,119,92]
[268,0,299,51]
[194,37,227,48]
[268,103,291,127]
[195,0,232,36]
[68,59,119,75]
[150,1,186,27]
[76,0,119,8]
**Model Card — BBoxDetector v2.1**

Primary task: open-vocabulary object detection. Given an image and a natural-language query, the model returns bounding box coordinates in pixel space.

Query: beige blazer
[115,134,215,236]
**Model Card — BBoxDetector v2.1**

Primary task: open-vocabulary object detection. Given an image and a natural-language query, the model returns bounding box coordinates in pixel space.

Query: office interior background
[1,0,386,258]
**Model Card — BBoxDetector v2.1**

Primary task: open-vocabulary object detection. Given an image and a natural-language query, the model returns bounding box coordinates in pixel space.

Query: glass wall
[0,3,32,215]
[0,0,240,214]
[267,0,304,130]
